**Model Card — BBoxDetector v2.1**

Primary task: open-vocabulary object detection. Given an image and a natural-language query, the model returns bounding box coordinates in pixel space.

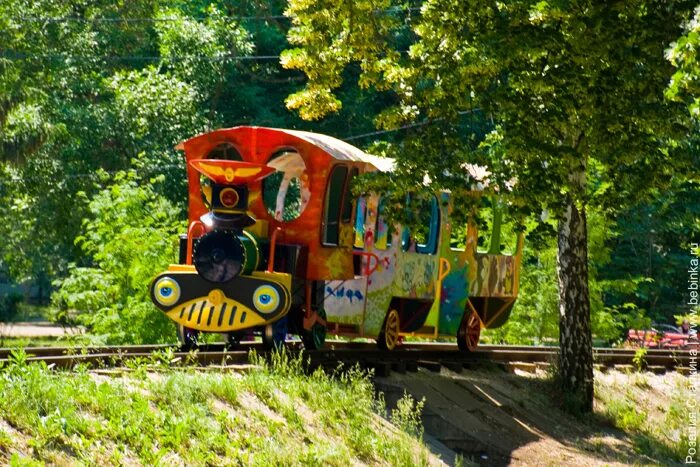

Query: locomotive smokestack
[188,159,275,282]
[200,183,255,230]
[189,159,275,231]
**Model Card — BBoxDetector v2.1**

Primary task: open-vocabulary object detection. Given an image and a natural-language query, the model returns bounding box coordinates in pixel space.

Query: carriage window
[341,167,359,223]
[450,221,467,251]
[416,196,440,254]
[475,196,518,254]
[263,150,308,222]
[401,195,439,254]
[375,197,391,250]
[322,165,348,245]
[401,227,411,252]
[353,197,367,248]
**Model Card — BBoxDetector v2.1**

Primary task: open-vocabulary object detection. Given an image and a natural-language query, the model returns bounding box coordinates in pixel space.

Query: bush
[0,291,23,322]
[52,171,184,344]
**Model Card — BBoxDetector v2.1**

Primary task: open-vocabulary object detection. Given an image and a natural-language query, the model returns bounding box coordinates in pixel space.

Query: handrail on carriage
[267,227,282,273]
[186,220,206,265]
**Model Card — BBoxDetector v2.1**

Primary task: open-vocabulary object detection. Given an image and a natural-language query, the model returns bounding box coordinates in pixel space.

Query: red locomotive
[150,126,523,350]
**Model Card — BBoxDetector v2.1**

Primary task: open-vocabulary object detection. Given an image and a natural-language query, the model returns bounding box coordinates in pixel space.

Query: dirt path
[0,321,84,338]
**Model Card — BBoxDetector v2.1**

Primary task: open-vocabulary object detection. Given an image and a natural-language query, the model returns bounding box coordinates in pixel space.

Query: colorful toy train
[150,126,523,350]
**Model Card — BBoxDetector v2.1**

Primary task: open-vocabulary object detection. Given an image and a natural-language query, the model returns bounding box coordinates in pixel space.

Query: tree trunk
[556,197,594,413]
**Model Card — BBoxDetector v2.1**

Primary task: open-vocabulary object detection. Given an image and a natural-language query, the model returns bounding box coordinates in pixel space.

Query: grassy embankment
[595,368,696,462]
[0,350,439,466]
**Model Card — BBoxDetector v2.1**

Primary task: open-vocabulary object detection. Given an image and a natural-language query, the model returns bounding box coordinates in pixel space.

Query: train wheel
[302,309,327,350]
[457,310,481,352]
[377,309,400,351]
[178,325,200,351]
[262,316,288,350]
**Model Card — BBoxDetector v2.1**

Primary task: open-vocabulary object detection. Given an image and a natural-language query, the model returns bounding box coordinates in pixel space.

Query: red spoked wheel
[457,310,481,352]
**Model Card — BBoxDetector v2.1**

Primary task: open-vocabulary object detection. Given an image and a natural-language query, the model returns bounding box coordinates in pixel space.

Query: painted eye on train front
[154,277,181,306]
[253,285,279,313]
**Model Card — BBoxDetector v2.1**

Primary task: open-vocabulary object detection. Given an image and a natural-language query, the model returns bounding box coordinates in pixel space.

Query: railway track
[0,341,693,374]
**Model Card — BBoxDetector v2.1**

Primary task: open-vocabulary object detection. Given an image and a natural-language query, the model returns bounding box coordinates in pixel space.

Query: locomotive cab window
[342,167,359,223]
[207,142,243,161]
[263,150,308,222]
[322,165,348,246]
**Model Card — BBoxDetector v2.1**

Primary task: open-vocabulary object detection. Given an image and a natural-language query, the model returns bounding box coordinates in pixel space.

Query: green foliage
[605,397,649,431]
[632,348,648,372]
[262,172,303,221]
[595,372,691,461]
[601,179,700,323]
[108,67,206,151]
[51,171,183,344]
[486,209,647,345]
[667,6,700,117]
[674,312,699,326]
[284,0,696,212]
[156,6,254,93]
[0,292,23,323]
[484,241,560,345]
[391,392,425,438]
[283,0,401,120]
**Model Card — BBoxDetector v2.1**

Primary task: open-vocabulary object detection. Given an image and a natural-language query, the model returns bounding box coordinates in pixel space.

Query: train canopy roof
[176,126,396,173]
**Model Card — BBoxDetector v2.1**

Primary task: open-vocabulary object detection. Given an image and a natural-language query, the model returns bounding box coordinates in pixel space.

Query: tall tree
[667,5,700,117]
[282,0,696,411]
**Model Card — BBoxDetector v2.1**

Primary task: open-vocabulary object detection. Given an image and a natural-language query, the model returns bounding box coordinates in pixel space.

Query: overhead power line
[0,163,184,188]
[0,116,478,185]
[344,109,480,141]
[344,121,428,141]
[13,15,289,22]
[12,7,422,24]
[2,52,280,62]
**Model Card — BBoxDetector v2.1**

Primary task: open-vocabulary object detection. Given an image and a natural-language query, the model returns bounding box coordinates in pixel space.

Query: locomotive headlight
[219,187,239,208]
[252,285,279,314]
[154,277,181,306]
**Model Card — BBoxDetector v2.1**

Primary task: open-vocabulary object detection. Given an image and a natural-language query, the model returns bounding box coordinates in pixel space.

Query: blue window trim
[416,195,439,255]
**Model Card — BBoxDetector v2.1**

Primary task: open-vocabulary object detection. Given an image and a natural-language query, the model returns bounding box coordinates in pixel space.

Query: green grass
[0,349,435,465]
[595,370,693,462]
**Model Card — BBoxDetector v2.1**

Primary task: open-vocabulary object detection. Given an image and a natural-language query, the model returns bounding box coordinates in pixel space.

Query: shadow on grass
[376,365,681,466]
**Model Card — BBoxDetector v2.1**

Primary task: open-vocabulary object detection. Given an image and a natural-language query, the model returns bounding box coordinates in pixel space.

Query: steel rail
[0,341,692,371]
[0,341,687,358]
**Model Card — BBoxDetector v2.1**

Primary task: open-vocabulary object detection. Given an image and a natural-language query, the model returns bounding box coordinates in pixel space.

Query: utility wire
[14,15,288,22]
[1,114,481,184]
[2,52,280,62]
[344,121,429,141]
[343,109,480,141]
[0,164,183,187]
[13,8,421,23]
[3,49,411,62]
